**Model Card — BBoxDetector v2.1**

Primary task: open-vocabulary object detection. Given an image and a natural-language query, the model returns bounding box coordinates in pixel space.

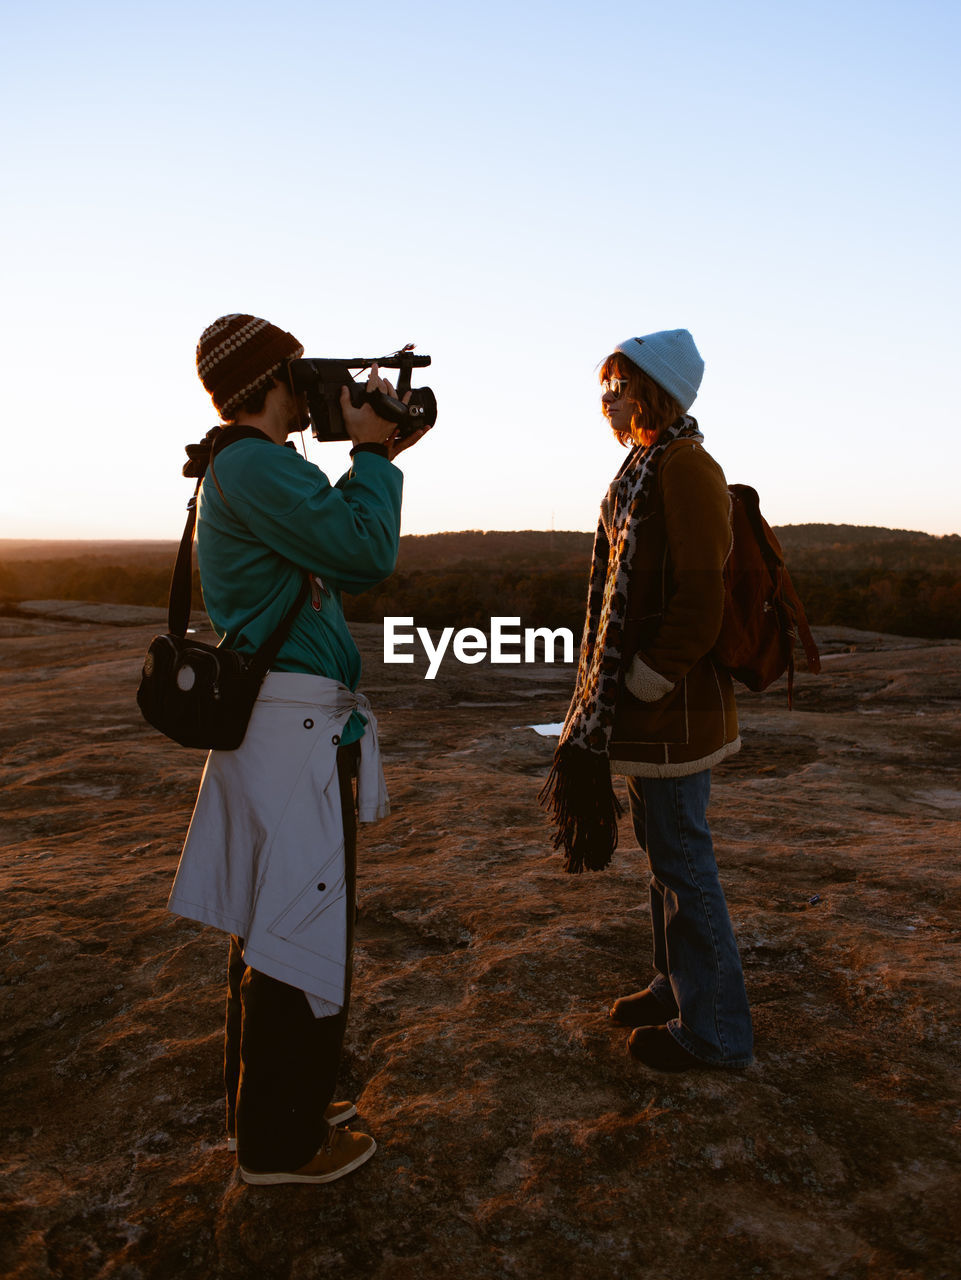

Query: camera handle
[394,356,413,397]
[364,387,415,425]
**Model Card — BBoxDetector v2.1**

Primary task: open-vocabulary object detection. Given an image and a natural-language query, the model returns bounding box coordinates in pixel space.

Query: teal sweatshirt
[195,437,403,744]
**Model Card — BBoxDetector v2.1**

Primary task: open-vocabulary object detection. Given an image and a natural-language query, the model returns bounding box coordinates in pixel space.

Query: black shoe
[627,1026,703,1072]
[609,989,677,1028]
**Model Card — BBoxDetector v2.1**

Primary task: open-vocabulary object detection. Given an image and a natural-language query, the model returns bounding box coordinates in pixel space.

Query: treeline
[395,529,592,572]
[789,569,961,640]
[0,557,194,610]
[1,527,960,639]
[777,525,961,572]
[778,527,961,638]
[344,530,594,631]
[345,568,589,633]
[346,527,961,638]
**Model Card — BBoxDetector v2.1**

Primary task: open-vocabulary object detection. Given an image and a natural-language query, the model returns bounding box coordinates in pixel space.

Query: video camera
[289,345,437,443]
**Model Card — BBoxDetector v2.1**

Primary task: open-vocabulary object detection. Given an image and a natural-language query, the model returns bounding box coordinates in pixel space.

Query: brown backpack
[713,484,821,706]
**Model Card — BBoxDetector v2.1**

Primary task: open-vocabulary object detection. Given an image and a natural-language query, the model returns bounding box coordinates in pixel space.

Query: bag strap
[167,480,202,636]
[166,429,309,671]
[244,576,310,679]
[207,424,273,511]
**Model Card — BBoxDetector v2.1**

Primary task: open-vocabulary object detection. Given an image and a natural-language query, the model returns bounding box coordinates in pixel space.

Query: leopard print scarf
[540,416,702,872]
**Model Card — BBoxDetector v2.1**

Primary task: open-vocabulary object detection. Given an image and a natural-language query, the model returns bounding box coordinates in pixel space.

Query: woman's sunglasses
[601,378,629,399]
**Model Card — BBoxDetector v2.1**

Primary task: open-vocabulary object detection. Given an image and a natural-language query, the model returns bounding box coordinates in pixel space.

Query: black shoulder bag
[136,427,309,750]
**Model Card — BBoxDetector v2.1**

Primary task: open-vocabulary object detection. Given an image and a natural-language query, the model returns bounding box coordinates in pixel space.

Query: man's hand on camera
[340,362,433,458]
[385,424,431,461]
[339,363,396,446]
[371,366,432,459]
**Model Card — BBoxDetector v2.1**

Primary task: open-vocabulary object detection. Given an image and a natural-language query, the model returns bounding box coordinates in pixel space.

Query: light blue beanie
[615,329,704,413]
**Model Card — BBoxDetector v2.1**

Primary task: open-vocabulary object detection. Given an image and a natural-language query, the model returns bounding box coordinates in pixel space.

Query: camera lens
[408,388,437,427]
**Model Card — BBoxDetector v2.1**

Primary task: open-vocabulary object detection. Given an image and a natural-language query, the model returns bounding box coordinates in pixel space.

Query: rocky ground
[1,606,960,1279]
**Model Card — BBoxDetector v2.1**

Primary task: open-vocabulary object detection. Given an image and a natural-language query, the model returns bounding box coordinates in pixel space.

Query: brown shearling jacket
[609,436,741,777]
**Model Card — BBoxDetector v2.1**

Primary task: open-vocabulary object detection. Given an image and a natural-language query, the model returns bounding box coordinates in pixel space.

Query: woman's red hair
[600,353,683,447]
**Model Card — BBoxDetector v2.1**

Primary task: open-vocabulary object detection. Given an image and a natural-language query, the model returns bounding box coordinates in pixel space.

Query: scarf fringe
[539,743,623,874]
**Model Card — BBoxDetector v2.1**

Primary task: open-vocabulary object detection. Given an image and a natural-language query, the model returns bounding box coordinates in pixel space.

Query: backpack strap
[785,647,796,709]
[795,611,822,675]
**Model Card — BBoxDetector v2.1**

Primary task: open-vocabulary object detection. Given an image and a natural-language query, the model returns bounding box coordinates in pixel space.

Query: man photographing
[167,313,429,1185]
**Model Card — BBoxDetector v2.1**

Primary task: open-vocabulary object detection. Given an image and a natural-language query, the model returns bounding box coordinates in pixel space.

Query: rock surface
[1,615,960,1279]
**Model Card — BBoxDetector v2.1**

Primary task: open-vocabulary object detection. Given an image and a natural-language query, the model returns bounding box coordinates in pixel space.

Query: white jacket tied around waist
[167,672,389,1017]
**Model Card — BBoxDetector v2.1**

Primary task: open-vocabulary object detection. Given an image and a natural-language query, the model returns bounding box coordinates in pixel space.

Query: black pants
[224,742,359,1173]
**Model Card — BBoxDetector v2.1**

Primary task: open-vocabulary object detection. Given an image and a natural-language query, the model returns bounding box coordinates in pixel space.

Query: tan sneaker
[240,1127,377,1185]
[324,1100,357,1126]
[227,1100,356,1151]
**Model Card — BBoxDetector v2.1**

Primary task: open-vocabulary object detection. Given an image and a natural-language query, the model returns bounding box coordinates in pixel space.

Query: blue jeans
[626,770,753,1067]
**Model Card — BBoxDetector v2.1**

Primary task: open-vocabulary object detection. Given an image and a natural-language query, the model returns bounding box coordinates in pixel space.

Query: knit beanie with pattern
[615,329,704,413]
[196,314,304,419]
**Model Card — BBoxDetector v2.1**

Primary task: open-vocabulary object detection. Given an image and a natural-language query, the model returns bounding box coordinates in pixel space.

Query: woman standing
[542,329,753,1072]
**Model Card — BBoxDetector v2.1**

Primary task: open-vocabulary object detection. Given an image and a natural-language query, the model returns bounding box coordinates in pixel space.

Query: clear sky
[3,0,959,540]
